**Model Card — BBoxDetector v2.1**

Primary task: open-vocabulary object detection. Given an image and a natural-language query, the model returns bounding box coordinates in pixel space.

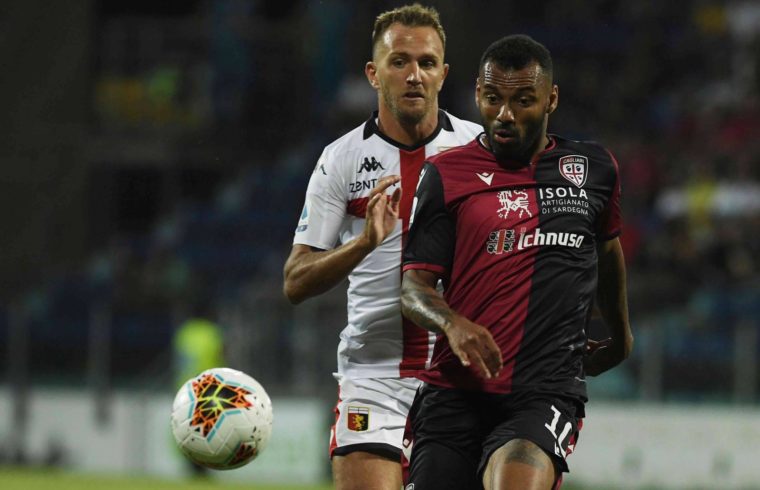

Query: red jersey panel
[403,135,622,397]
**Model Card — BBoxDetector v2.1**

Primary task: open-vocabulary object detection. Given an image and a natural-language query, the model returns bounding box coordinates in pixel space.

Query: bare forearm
[597,240,633,357]
[401,273,456,334]
[285,175,401,304]
[402,269,504,378]
[283,238,372,304]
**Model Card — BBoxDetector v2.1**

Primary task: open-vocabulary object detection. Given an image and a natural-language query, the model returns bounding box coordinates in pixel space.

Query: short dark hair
[372,4,446,57]
[479,35,552,80]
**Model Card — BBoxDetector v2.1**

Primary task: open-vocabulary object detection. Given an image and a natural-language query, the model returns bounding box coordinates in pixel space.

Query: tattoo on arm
[401,274,455,334]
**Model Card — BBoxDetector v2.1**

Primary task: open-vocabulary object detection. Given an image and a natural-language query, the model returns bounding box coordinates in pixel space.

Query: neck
[536,134,550,156]
[480,133,551,167]
[376,103,440,147]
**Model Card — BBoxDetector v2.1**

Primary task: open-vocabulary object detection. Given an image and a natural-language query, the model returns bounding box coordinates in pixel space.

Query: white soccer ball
[171,367,273,469]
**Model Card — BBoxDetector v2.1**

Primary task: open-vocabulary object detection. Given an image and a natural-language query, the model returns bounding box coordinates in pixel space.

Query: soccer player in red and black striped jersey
[401,35,633,490]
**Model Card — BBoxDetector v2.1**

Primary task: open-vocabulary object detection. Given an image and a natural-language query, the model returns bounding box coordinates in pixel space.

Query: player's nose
[406,63,422,84]
[496,104,515,122]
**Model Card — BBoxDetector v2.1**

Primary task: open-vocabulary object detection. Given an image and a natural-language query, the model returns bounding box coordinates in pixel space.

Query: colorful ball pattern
[171,367,273,469]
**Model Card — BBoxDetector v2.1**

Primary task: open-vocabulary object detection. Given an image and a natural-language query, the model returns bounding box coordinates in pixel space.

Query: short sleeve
[596,149,622,240]
[293,149,347,250]
[403,162,455,276]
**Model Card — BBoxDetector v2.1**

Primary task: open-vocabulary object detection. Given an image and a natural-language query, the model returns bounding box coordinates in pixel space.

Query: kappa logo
[358,156,384,173]
[497,189,533,219]
[347,406,369,431]
[476,172,494,186]
[559,155,588,188]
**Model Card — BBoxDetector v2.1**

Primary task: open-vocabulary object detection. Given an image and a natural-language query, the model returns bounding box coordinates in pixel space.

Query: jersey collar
[475,133,557,166]
[362,109,454,151]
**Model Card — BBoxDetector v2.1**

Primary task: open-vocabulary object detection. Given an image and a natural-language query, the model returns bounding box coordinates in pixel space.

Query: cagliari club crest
[558,155,588,188]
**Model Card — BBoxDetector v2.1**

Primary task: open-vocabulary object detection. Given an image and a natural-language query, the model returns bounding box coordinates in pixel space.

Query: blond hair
[371,4,446,56]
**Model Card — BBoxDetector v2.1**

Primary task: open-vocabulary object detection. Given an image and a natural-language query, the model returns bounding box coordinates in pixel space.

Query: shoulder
[443,111,483,136]
[320,123,367,162]
[550,135,620,182]
[428,138,481,166]
[549,135,620,191]
[551,134,616,166]
[314,123,377,180]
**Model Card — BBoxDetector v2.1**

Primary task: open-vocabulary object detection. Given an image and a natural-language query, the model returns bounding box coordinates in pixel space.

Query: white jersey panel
[293,111,482,378]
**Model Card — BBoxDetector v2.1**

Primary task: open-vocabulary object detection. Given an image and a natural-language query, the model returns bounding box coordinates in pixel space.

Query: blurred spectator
[172,299,226,475]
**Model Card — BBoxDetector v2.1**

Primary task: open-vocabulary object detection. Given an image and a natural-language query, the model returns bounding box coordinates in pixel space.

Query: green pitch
[0,468,334,490]
[0,468,693,489]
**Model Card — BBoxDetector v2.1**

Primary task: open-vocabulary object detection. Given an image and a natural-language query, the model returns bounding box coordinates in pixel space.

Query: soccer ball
[171,367,273,469]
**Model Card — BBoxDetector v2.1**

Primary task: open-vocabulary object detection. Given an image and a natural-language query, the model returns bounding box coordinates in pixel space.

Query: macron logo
[477,172,494,186]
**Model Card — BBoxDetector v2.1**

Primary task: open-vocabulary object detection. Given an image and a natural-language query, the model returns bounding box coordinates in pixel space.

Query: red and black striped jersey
[403,134,621,398]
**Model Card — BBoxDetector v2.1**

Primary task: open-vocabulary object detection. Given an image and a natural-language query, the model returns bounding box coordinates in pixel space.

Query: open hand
[445,318,503,379]
[362,175,401,250]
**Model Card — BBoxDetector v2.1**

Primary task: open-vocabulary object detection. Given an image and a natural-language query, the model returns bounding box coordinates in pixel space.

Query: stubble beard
[381,84,429,127]
[487,119,544,164]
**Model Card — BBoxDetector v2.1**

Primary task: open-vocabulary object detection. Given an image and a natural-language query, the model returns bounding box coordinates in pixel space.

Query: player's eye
[485,94,499,104]
[391,59,406,68]
[518,96,535,106]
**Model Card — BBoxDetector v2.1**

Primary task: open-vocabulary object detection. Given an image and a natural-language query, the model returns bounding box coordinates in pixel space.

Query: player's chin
[397,106,428,125]
[491,143,519,161]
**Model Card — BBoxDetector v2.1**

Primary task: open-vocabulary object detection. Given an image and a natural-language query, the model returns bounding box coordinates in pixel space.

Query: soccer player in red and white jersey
[282,5,480,490]
[401,35,634,489]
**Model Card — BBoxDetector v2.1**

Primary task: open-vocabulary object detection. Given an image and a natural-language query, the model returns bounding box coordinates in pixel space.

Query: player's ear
[438,62,450,91]
[365,61,379,89]
[547,84,559,114]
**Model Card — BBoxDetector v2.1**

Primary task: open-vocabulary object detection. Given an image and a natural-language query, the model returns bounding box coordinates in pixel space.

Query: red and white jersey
[293,110,481,379]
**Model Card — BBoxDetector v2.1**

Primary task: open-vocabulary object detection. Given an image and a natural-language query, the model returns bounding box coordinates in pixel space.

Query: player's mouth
[493,128,518,144]
[403,91,425,101]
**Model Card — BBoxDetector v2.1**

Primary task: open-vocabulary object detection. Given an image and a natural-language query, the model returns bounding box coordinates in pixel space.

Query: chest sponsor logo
[497,189,532,219]
[358,156,384,173]
[347,406,370,431]
[559,155,588,188]
[538,187,590,216]
[349,178,378,193]
[486,227,584,254]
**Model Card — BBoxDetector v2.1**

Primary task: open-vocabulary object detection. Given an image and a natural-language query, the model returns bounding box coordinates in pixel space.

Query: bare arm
[401,269,503,379]
[283,176,401,304]
[584,237,634,376]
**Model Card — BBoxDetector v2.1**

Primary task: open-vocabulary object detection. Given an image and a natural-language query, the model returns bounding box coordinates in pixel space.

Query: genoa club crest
[347,406,369,431]
[558,155,588,188]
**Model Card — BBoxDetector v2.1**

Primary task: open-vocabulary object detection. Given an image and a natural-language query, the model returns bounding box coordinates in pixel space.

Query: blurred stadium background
[1,0,759,489]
